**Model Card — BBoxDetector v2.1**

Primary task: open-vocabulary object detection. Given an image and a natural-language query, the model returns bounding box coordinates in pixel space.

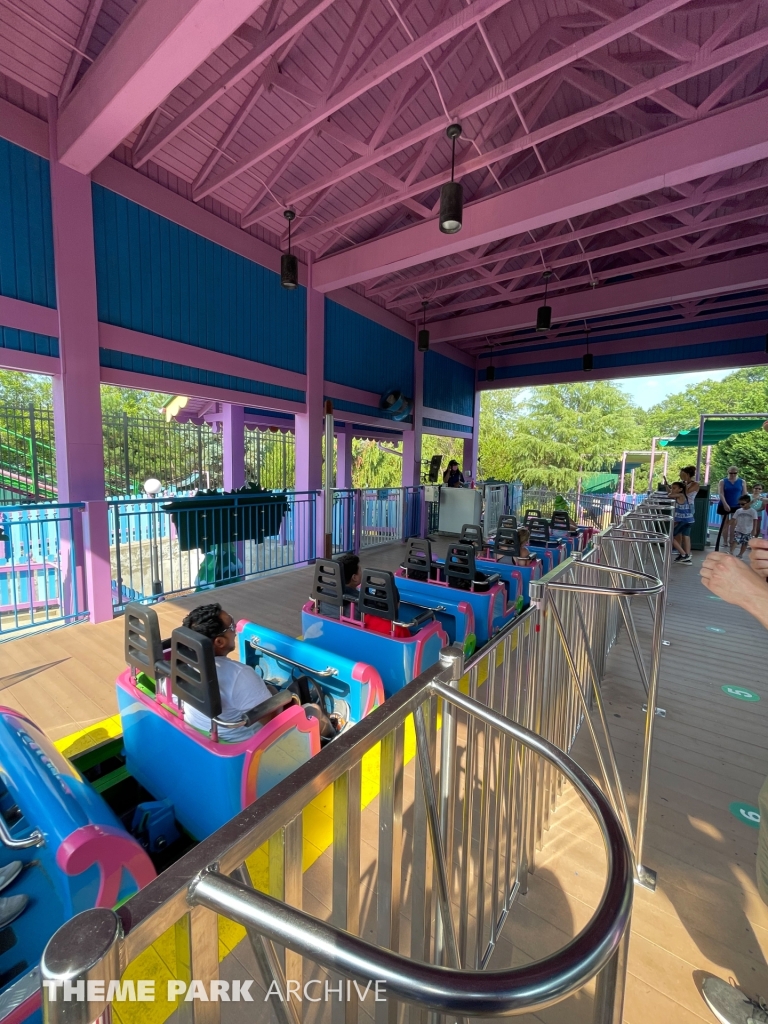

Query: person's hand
[748,538,768,578]
[722,502,731,513]
[700,552,768,621]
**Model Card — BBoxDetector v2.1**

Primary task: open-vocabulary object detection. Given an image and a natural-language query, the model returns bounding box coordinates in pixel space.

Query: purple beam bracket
[222,404,246,491]
[83,501,113,623]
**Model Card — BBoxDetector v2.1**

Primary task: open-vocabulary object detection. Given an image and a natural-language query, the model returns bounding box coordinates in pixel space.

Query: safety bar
[0,814,44,849]
[249,638,338,677]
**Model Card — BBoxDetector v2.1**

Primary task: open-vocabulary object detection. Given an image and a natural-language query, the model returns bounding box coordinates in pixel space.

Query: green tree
[486,382,643,489]
[643,367,768,485]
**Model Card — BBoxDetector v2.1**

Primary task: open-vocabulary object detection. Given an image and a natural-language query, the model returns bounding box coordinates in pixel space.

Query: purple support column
[463,389,481,483]
[336,426,353,488]
[294,255,323,562]
[222,404,246,490]
[402,348,424,487]
[48,97,111,623]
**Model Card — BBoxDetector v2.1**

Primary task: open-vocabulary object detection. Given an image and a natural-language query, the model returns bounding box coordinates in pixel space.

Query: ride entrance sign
[722,685,760,702]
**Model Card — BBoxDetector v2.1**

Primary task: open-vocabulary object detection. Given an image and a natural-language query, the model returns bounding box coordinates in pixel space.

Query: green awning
[582,473,618,493]
[658,417,767,448]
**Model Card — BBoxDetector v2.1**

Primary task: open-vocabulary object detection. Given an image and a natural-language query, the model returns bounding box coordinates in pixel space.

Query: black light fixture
[418,301,430,352]
[281,209,298,289]
[536,270,552,331]
[439,124,463,234]
[582,325,593,372]
[486,343,495,382]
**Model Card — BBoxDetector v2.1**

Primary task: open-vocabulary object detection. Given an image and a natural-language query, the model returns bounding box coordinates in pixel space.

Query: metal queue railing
[40,503,674,1024]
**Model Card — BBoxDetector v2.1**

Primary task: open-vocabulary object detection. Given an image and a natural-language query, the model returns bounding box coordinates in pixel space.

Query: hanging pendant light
[281,209,298,289]
[536,270,552,331]
[418,301,430,352]
[486,343,495,382]
[439,124,463,234]
[582,325,593,372]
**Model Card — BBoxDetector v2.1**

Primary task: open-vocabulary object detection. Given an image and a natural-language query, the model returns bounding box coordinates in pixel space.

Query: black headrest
[524,509,541,524]
[459,523,484,549]
[528,517,551,544]
[125,603,164,677]
[445,543,478,585]
[312,559,345,608]
[551,510,574,530]
[497,514,517,532]
[495,527,520,558]
[403,538,432,580]
[170,626,221,720]
[359,569,399,621]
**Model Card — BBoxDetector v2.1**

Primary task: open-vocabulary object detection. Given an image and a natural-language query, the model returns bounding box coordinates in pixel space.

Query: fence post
[353,490,362,554]
[83,500,114,623]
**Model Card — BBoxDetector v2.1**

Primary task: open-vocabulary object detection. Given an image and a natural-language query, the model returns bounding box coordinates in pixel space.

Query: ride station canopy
[658,417,768,448]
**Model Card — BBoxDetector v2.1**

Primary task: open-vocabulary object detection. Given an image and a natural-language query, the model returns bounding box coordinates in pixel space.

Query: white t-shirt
[734,506,758,535]
[183,657,271,737]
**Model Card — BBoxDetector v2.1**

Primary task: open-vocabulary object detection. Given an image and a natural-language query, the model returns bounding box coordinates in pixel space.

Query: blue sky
[614,369,732,409]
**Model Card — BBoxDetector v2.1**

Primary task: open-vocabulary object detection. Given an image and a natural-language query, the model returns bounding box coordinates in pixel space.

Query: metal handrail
[189,683,632,1016]
[41,669,633,1023]
[0,814,44,849]
[248,638,338,677]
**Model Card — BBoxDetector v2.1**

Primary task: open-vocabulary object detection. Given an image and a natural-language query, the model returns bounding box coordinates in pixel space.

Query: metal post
[593,919,631,1024]
[634,589,664,891]
[704,445,712,484]
[695,414,706,479]
[435,645,463,967]
[123,412,130,494]
[29,403,40,500]
[619,452,627,497]
[324,400,334,559]
[648,438,656,493]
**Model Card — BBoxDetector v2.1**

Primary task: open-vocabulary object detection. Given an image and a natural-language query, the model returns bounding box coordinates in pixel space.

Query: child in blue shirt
[670,481,695,564]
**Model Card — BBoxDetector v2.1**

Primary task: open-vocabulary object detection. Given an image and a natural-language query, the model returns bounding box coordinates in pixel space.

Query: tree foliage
[480,382,643,489]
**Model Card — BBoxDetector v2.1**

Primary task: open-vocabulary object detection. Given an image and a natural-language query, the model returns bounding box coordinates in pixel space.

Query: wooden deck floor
[4,542,768,1022]
[0,542,424,742]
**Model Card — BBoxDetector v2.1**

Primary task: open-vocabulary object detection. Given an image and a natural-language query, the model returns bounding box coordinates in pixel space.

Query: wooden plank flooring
[5,540,768,1022]
[0,542,434,741]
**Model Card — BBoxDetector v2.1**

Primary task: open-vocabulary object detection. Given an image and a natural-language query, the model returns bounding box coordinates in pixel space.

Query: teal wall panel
[92,186,306,373]
[0,139,56,308]
[99,349,304,403]
[325,299,413,399]
[0,327,58,358]
[423,350,475,418]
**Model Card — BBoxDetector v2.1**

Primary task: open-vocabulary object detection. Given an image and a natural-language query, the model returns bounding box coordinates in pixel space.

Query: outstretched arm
[700,552,768,631]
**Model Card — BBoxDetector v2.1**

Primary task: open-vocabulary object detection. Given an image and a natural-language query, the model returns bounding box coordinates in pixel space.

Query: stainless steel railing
[41,650,632,1024]
[41,507,674,1024]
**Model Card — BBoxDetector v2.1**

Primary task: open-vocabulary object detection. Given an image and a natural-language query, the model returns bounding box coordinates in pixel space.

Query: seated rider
[514,527,534,566]
[337,552,362,598]
[181,603,288,739]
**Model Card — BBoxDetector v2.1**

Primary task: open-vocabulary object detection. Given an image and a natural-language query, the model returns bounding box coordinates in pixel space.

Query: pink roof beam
[1,0,768,364]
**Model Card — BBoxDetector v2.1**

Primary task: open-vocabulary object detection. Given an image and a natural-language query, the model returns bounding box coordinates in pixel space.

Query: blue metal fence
[0,503,87,638]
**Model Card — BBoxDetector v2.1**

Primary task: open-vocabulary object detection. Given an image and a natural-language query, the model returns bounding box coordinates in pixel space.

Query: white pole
[704,445,712,484]
[619,452,627,496]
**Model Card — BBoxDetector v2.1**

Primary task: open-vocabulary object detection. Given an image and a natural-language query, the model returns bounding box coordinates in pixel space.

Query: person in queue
[442,460,465,487]
[669,480,695,564]
[718,465,748,551]
[732,494,758,559]
[181,603,288,738]
[514,526,533,566]
[752,484,767,538]
[699,546,768,1022]
[679,465,700,499]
